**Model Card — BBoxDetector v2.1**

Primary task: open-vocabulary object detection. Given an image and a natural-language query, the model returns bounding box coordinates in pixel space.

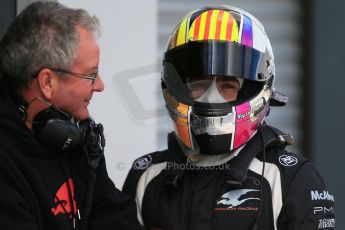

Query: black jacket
[0,84,145,230]
[123,128,335,230]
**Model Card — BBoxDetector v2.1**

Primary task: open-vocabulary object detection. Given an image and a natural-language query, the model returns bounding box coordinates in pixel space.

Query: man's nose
[93,74,105,92]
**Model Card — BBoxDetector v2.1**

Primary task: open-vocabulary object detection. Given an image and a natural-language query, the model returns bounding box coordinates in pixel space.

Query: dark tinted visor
[164,41,268,82]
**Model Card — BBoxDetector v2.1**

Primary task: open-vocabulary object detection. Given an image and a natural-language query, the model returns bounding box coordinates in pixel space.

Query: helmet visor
[163,41,271,105]
[164,41,270,82]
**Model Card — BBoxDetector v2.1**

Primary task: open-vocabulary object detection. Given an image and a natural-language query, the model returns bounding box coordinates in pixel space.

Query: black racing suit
[123,126,335,230]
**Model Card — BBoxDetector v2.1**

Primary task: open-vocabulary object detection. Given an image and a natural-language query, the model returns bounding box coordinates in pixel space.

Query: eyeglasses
[47,67,99,84]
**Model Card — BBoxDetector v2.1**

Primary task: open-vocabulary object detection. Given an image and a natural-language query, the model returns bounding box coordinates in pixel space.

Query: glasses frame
[46,67,98,84]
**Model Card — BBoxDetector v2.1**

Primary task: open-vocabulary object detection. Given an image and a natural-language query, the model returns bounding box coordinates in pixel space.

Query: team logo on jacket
[279,155,298,166]
[51,178,77,218]
[313,206,334,215]
[318,218,335,229]
[133,155,152,170]
[311,190,335,202]
[214,189,260,212]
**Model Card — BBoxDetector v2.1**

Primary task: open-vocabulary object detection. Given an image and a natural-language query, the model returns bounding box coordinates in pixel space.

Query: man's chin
[72,111,90,122]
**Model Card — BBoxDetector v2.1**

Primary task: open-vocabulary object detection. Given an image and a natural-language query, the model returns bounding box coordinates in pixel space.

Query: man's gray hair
[0,1,100,90]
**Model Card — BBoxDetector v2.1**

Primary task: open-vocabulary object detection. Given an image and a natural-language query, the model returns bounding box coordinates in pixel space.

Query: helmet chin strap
[195,78,226,103]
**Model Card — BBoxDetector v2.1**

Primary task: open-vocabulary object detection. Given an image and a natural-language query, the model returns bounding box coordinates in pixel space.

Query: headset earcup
[32,108,81,150]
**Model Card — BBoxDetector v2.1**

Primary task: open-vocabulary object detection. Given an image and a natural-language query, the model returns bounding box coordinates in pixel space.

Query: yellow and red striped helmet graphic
[171,9,253,49]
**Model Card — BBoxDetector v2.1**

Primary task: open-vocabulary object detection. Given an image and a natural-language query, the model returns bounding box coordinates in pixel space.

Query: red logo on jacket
[51,178,77,218]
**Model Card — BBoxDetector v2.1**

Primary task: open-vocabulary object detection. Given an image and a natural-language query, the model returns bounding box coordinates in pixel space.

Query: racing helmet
[162,6,287,155]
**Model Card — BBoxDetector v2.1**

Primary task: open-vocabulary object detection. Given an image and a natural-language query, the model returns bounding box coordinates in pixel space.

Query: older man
[0,1,144,230]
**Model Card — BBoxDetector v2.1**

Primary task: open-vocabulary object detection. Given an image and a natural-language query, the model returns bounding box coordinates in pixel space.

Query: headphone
[27,97,102,151]
[32,104,82,151]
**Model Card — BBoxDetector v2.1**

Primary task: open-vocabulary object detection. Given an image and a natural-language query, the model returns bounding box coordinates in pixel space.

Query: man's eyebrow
[86,66,98,73]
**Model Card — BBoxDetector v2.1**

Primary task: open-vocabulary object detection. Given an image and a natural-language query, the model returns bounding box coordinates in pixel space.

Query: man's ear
[36,68,58,100]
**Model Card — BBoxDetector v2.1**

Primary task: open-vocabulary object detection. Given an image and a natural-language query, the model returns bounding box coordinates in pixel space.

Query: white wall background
[59,0,163,188]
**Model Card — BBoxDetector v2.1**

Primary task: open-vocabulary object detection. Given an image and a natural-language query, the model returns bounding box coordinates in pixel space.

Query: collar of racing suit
[163,125,293,187]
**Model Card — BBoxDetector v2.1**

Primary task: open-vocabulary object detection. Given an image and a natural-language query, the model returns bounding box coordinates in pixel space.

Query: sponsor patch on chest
[214,189,260,212]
